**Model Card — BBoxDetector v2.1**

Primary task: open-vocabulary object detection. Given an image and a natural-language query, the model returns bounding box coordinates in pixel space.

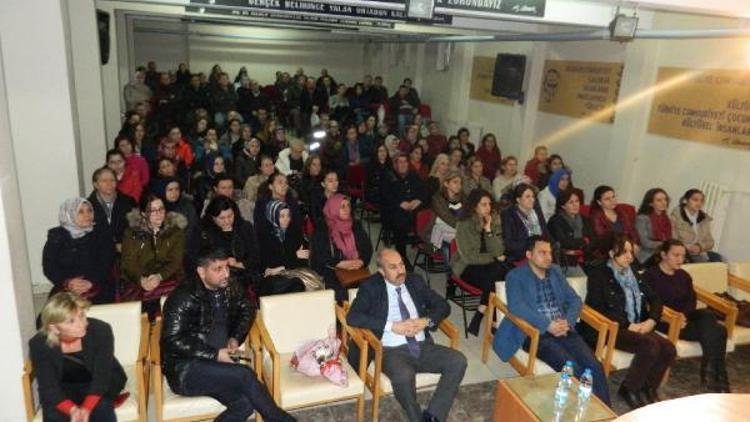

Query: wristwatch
[425,318,434,329]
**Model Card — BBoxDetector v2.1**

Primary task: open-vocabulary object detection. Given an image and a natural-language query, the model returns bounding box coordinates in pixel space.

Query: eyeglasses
[149,207,166,214]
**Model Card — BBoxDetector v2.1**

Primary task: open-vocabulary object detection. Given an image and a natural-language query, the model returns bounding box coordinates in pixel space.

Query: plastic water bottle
[562,361,575,388]
[577,368,594,409]
[554,363,573,409]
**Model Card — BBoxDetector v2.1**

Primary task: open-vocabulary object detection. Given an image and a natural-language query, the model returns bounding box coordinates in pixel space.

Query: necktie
[396,287,421,358]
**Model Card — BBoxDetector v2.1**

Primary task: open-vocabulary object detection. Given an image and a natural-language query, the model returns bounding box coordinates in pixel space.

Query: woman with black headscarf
[42,198,117,304]
[152,177,198,248]
[256,199,308,296]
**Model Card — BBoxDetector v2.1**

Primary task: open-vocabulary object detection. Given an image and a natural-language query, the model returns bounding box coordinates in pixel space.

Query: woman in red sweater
[475,133,502,180]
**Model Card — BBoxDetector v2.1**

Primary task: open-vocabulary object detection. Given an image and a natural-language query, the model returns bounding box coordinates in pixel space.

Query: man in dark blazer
[88,167,136,250]
[493,235,610,405]
[347,248,467,422]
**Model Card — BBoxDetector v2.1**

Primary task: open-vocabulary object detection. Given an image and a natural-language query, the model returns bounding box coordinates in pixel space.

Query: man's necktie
[396,287,421,358]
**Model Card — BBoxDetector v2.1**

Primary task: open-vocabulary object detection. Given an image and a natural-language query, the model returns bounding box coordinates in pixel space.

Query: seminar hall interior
[2,0,750,421]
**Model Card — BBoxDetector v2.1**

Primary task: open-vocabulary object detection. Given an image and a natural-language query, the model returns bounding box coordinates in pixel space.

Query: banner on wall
[537,60,624,123]
[186,0,452,25]
[435,0,546,18]
[469,56,515,105]
[648,67,750,151]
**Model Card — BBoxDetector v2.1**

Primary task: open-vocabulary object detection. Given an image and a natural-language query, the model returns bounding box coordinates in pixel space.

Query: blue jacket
[493,263,582,362]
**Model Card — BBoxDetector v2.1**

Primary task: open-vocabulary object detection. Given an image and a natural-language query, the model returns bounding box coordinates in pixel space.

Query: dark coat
[583,264,662,341]
[381,170,428,213]
[160,277,253,392]
[310,220,372,277]
[500,204,549,263]
[347,272,449,340]
[87,191,136,245]
[365,161,391,205]
[196,218,261,284]
[547,212,593,267]
[257,220,307,271]
[42,227,116,304]
[29,318,126,412]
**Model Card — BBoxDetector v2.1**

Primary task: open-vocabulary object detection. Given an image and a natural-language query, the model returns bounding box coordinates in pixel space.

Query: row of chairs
[21,289,460,422]
[480,262,750,381]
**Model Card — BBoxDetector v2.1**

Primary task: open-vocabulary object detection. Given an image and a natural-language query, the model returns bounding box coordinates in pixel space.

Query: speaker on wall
[96,10,110,65]
[491,53,526,101]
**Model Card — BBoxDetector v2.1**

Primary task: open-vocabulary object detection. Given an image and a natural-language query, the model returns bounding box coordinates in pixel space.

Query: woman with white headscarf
[42,197,117,304]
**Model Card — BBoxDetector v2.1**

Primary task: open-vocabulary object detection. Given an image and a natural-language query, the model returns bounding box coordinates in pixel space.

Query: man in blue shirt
[494,235,610,405]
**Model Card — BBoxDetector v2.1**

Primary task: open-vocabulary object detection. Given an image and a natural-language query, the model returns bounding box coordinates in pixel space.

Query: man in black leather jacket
[161,248,295,422]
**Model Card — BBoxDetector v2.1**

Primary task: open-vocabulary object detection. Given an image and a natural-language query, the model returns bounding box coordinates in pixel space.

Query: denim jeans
[178,360,294,422]
[525,331,611,406]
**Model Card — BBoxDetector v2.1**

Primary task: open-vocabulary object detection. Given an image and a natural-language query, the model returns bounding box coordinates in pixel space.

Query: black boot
[711,358,731,393]
[700,356,709,386]
[642,386,662,403]
[617,384,645,410]
[445,276,455,299]
[467,311,484,336]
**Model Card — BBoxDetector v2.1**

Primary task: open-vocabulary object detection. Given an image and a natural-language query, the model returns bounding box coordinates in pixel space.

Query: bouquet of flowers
[290,325,348,386]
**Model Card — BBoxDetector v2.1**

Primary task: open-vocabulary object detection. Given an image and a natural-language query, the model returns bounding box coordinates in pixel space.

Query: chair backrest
[682,262,729,293]
[415,208,434,238]
[566,276,588,300]
[260,290,336,353]
[579,204,591,218]
[729,262,750,280]
[346,164,367,186]
[348,288,359,303]
[87,302,143,365]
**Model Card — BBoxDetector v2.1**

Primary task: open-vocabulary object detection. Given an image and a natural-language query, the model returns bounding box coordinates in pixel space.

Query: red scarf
[323,194,359,260]
[649,212,672,241]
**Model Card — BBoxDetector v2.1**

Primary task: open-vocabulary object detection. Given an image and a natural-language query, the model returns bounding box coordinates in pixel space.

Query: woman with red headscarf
[310,193,372,301]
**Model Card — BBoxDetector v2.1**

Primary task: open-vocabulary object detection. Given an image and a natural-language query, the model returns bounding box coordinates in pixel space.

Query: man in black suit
[347,248,467,422]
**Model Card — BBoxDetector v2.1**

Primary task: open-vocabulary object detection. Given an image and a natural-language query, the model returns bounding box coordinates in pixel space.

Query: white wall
[132,20,368,87]
[0,0,83,293]
[0,0,64,416]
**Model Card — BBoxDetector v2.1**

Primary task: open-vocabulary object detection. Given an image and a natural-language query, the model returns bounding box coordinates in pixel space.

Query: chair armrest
[138,313,150,361]
[481,293,540,376]
[248,321,264,381]
[582,306,619,376]
[256,317,281,403]
[149,317,163,365]
[438,320,460,350]
[728,274,750,293]
[22,360,35,422]
[359,329,384,394]
[580,305,609,364]
[695,286,738,339]
[334,303,368,379]
[661,307,684,344]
